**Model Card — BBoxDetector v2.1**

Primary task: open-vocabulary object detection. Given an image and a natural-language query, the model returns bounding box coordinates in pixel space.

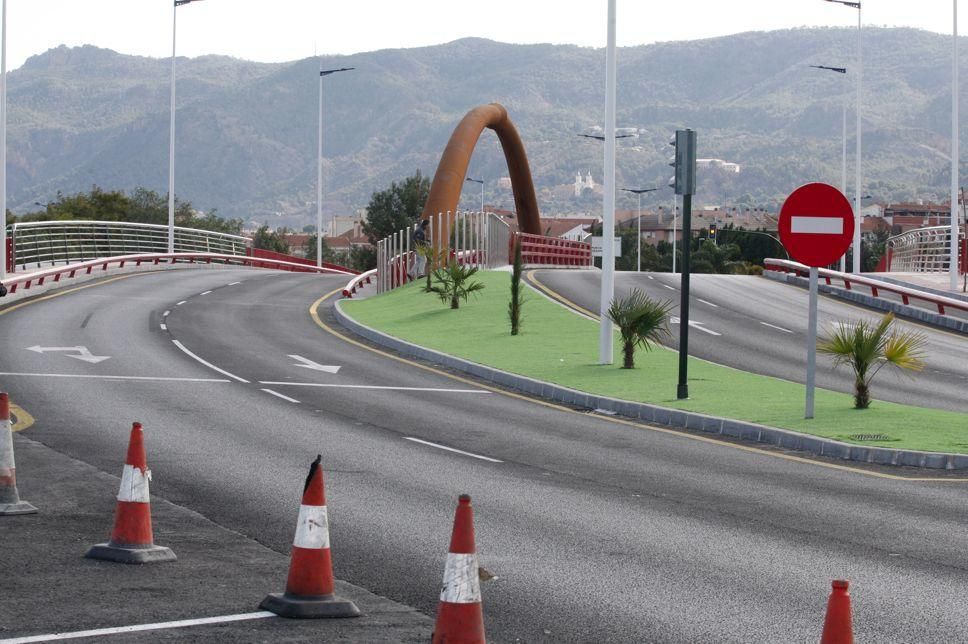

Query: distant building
[497,177,513,190]
[696,158,741,174]
[326,214,365,238]
[574,171,596,197]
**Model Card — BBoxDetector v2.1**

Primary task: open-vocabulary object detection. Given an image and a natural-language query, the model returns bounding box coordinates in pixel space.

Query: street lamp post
[317,65,353,268]
[809,64,848,272]
[951,0,960,290]
[600,0,617,365]
[169,0,205,254]
[824,0,862,273]
[621,187,659,272]
[465,177,484,213]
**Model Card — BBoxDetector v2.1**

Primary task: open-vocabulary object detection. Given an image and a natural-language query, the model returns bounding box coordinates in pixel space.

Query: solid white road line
[760,322,793,333]
[403,437,503,463]
[0,372,230,383]
[228,281,242,286]
[176,300,187,306]
[171,340,250,383]
[159,323,168,331]
[697,298,719,308]
[200,290,213,296]
[0,611,276,643]
[258,381,490,393]
[662,284,676,290]
[261,388,300,403]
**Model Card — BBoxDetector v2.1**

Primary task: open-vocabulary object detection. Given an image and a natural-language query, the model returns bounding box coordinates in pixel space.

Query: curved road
[3,268,968,642]
[530,269,968,413]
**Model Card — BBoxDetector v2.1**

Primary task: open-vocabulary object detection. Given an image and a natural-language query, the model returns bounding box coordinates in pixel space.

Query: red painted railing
[246,247,357,274]
[764,258,968,316]
[342,269,377,298]
[0,252,353,297]
[509,233,592,267]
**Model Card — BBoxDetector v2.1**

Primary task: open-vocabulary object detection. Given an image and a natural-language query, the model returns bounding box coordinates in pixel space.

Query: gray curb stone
[763,270,968,334]
[334,300,968,471]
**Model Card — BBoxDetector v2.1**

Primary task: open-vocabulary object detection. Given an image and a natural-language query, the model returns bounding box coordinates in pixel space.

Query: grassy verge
[342,271,967,454]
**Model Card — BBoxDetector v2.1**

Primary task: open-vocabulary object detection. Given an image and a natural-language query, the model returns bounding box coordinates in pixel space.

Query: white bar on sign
[791,216,843,235]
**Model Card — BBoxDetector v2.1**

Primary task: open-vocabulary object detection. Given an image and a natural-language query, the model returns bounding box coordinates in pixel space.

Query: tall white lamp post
[599,0,617,364]
[824,0,862,273]
[317,65,353,268]
[169,0,205,254]
[951,0,960,290]
[0,0,7,281]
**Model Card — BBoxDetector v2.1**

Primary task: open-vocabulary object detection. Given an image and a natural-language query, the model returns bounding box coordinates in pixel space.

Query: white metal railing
[887,225,964,272]
[7,220,250,270]
[376,211,496,294]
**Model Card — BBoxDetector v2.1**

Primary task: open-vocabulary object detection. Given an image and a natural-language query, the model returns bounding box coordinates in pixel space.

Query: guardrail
[342,269,377,298]
[6,220,250,271]
[509,232,592,268]
[764,257,968,316]
[0,252,352,300]
[886,225,966,273]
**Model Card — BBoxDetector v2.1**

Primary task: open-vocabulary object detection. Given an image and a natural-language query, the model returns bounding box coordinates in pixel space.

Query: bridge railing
[764,257,968,317]
[886,225,966,273]
[509,232,592,268]
[6,220,250,271]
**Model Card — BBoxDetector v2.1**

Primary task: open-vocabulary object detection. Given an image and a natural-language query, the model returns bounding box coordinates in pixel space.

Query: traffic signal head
[669,129,697,196]
[708,222,717,240]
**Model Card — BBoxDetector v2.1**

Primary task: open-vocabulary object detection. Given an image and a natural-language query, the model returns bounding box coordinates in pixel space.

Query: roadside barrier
[260,455,360,618]
[432,494,485,644]
[85,422,176,564]
[820,580,853,644]
[341,268,377,298]
[0,392,37,515]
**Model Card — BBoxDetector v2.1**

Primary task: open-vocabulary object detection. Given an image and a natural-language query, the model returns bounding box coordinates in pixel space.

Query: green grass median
[342,271,967,454]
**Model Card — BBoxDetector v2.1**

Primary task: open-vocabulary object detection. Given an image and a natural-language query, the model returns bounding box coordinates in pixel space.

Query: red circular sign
[778,182,854,267]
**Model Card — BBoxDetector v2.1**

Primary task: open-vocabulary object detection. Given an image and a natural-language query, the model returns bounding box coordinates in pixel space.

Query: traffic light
[668,129,697,196]
[708,222,717,242]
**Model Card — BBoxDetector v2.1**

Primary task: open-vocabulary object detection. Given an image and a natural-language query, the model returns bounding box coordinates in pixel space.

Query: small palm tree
[817,312,927,409]
[508,237,525,335]
[429,260,485,309]
[607,290,674,369]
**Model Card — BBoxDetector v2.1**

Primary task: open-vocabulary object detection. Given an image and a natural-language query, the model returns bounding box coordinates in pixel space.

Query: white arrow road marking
[669,317,722,336]
[289,355,341,374]
[25,346,111,364]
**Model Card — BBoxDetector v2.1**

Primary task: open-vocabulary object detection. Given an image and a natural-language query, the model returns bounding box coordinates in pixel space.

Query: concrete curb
[335,300,968,471]
[763,270,968,334]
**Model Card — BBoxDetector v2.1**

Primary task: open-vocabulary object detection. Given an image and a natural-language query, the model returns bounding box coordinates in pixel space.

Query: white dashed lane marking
[403,437,503,463]
[760,322,793,333]
[261,388,300,403]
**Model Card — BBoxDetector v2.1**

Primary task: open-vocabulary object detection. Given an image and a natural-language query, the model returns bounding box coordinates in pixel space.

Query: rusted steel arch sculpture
[421,103,542,237]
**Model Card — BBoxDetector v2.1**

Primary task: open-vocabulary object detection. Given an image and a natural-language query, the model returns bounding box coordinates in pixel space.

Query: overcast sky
[2,1,960,70]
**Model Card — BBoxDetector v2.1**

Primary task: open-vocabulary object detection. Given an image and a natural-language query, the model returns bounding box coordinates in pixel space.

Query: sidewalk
[0,433,431,643]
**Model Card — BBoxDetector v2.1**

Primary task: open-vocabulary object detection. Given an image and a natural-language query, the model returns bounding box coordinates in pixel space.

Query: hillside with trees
[4,28,966,227]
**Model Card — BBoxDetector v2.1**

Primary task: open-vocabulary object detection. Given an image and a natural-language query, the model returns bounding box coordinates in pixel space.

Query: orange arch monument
[421,103,542,239]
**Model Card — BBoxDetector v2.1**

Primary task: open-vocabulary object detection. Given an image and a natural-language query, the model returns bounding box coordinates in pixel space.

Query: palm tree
[428,260,485,309]
[817,312,927,409]
[607,290,674,369]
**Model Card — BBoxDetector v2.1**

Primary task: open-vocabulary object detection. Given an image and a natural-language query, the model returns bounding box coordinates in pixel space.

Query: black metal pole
[677,192,693,399]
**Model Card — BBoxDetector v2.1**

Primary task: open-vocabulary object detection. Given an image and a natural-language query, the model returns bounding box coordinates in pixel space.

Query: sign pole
[805,267,819,419]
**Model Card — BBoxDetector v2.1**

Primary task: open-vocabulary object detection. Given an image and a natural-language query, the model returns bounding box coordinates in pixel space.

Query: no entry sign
[778,183,854,267]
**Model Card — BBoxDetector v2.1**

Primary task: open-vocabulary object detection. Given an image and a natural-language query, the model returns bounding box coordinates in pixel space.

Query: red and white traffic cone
[260,455,360,618]
[0,392,37,516]
[432,494,486,644]
[85,422,175,564]
[820,579,854,644]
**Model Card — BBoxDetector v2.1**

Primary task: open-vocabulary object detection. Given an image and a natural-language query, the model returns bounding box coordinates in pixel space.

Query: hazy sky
[2,1,960,70]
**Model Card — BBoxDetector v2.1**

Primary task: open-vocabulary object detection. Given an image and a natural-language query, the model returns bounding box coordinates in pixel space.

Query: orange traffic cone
[85,422,176,564]
[260,455,360,618]
[432,494,486,644]
[820,579,853,644]
[0,392,37,515]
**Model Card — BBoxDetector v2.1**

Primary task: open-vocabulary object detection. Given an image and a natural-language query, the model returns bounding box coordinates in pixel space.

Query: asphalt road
[530,269,968,413]
[4,268,968,643]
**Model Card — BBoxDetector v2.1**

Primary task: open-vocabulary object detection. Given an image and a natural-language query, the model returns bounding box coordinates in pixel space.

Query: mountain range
[5,27,967,229]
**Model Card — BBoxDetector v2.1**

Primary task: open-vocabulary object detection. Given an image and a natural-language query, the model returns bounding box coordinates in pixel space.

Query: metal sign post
[778,182,854,419]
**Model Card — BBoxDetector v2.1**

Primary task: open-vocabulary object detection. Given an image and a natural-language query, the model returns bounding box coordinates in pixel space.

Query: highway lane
[5,268,968,642]
[531,269,968,413]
